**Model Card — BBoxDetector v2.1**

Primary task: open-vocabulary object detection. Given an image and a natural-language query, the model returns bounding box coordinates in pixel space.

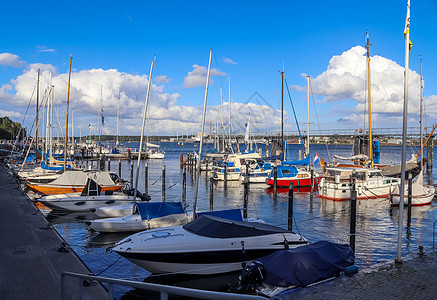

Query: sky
[1,0,437,138]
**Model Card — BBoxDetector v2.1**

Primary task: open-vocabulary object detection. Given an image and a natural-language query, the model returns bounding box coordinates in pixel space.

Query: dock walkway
[0,162,107,300]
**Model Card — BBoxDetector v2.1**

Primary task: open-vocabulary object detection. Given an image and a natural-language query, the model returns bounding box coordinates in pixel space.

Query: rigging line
[283,78,305,154]
[94,255,122,276]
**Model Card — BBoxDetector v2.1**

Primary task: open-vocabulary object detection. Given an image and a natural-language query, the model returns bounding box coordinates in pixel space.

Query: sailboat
[391,58,436,206]
[87,57,186,233]
[318,34,399,201]
[112,50,308,275]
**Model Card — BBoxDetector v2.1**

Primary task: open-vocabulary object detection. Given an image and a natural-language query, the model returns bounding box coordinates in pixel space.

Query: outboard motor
[229,261,265,294]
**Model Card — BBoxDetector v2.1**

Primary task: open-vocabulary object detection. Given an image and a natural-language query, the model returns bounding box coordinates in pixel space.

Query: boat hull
[390,185,435,206]
[27,183,124,195]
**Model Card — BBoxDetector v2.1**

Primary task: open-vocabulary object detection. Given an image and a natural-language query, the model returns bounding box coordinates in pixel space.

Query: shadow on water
[120,271,240,300]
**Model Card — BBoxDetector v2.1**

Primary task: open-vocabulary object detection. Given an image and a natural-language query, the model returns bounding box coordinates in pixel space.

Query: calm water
[43,142,437,298]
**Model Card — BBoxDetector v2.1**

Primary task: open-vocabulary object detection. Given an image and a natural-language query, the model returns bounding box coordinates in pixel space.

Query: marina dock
[0,162,107,299]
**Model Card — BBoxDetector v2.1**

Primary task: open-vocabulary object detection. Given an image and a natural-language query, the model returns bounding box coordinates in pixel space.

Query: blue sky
[1,0,436,137]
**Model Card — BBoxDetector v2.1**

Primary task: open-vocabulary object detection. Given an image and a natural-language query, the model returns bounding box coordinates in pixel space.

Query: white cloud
[155,75,170,84]
[223,57,237,65]
[0,53,26,68]
[0,110,22,118]
[184,64,226,88]
[37,46,56,53]
[308,46,424,126]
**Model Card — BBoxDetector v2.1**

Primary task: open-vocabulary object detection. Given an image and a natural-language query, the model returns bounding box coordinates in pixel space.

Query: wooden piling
[118,159,121,180]
[144,162,148,195]
[162,165,166,202]
[407,172,412,223]
[209,179,214,211]
[182,167,186,202]
[273,165,278,191]
[288,183,294,231]
[130,160,133,187]
[350,170,357,252]
[108,158,111,171]
[243,180,249,219]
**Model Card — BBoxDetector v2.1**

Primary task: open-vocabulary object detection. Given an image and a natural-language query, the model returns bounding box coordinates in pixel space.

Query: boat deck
[0,162,107,299]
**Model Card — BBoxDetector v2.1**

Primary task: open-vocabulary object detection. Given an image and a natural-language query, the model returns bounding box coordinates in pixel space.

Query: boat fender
[105,200,115,204]
[229,261,265,294]
[344,265,358,277]
[284,237,289,250]
[74,201,86,206]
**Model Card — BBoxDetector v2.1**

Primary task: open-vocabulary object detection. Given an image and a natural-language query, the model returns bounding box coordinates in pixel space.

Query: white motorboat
[112,214,308,275]
[37,179,147,211]
[87,202,188,232]
[390,171,435,206]
[212,152,261,181]
[318,167,399,201]
[148,149,165,159]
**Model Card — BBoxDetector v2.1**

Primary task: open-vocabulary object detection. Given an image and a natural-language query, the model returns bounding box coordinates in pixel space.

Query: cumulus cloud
[0,110,22,118]
[0,53,26,68]
[307,46,423,126]
[184,64,226,88]
[223,57,237,65]
[155,75,170,84]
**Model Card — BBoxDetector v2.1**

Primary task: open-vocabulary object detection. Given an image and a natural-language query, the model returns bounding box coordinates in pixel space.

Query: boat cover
[46,170,116,186]
[136,202,185,221]
[257,240,354,287]
[197,209,243,221]
[183,214,290,238]
[282,155,310,166]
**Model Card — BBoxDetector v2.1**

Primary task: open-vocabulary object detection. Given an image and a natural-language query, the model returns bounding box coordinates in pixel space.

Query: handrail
[61,271,268,300]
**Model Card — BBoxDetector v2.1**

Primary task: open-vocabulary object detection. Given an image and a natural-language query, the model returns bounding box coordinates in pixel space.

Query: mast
[116,91,120,147]
[36,69,40,161]
[396,0,411,264]
[306,75,310,156]
[366,33,373,167]
[420,57,423,171]
[227,77,231,152]
[193,49,212,217]
[64,56,72,171]
[133,57,155,211]
[281,70,284,158]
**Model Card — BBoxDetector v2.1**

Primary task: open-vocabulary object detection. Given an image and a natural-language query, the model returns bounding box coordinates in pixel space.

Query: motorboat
[390,170,435,206]
[26,169,124,195]
[212,152,261,181]
[87,201,189,233]
[148,149,165,159]
[36,179,147,211]
[318,167,399,201]
[239,161,273,184]
[112,213,308,275]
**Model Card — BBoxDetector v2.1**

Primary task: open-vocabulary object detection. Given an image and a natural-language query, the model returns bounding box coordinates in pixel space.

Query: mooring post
[182,167,186,202]
[99,156,105,171]
[273,165,278,191]
[243,179,249,219]
[107,158,111,171]
[427,137,434,180]
[205,162,208,176]
[180,153,184,169]
[144,162,148,195]
[350,170,357,252]
[209,178,214,211]
[310,167,314,200]
[245,162,250,183]
[224,163,227,182]
[288,182,294,231]
[162,165,166,202]
[130,160,133,187]
[407,172,412,224]
[118,159,121,180]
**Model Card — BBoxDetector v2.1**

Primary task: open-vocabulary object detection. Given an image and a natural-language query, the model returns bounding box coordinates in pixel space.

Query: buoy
[344,265,358,276]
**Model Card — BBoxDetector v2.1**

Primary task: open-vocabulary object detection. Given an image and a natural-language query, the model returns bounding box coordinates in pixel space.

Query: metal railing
[61,271,268,300]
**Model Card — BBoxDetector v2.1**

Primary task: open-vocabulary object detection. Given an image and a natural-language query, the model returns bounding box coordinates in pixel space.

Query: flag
[88,123,91,130]
[404,0,412,50]
[313,153,320,166]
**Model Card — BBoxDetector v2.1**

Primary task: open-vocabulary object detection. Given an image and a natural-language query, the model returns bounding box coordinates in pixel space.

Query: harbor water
[38,142,437,298]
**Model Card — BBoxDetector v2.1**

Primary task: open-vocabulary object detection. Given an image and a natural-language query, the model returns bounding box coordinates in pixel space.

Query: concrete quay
[0,162,107,300]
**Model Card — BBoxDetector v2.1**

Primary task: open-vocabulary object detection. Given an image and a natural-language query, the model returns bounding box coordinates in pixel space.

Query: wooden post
[130,160,133,187]
[162,165,166,201]
[427,137,434,178]
[118,159,121,180]
[350,170,357,252]
[209,178,214,211]
[224,163,227,182]
[310,167,314,200]
[108,158,111,171]
[288,182,294,231]
[298,149,302,160]
[273,165,278,191]
[144,162,148,195]
[243,179,249,219]
[182,167,186,202]
[407,172,412,224]
[180,153,184,169]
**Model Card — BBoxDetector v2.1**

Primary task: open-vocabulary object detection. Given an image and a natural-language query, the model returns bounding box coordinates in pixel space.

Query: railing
[61,271,268,300]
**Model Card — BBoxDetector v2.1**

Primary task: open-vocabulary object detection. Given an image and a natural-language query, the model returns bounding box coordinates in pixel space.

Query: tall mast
[228,77,231,152]
[306,75,310,156]
[396,0,411,264]
[36,69,40,161]
[193,49,212,216]
[366,33,373,167]
[281,70,284,158]
[420,57,423,171]
[64,56,72,171]
[133,57,155,210]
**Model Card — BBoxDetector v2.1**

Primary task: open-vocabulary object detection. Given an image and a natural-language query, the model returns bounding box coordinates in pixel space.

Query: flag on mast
[404,0,413,50]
